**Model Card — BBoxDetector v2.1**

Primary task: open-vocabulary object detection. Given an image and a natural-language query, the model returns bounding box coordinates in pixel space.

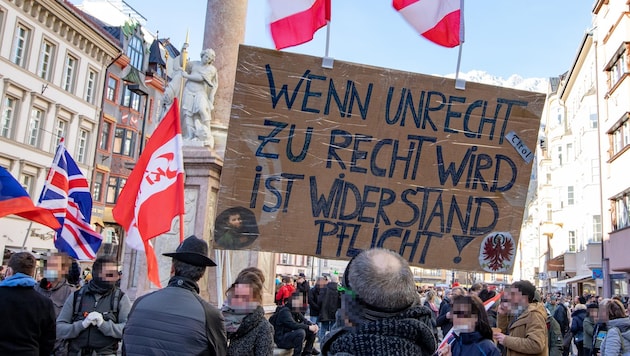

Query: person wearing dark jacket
[57,256,131,356]
[307,277,326,324]
[437,287,466,339]
[317,274,341,342]
[570,304,587,356]
[122,236,227,356]
[322,248,437,355]
[271,292,319,356]
[582,302,598,356]
[222,268,273,356]
[0,252,56,356]
[296,273,310,311]
[437,295,501,356]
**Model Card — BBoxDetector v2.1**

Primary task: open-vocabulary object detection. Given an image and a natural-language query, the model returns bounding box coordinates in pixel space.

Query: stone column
[203,0,248,157]
[203,0,277,308]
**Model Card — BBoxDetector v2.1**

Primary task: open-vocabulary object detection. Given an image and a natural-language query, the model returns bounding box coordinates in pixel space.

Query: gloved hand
[81,316,93,329]
[87,312,104,327]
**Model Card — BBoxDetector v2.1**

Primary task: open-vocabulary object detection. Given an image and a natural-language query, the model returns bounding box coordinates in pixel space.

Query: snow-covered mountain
[444,70,548,93]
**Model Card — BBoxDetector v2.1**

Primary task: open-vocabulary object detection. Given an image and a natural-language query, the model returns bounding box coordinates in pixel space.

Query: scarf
[87,279,115,295]
[0,272,36,287]
[222,306,249,334]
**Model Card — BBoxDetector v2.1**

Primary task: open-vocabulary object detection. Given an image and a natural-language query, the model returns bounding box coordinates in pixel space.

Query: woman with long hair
[600,298,630,356]
[437,295,501,356]
[222,268,274,356]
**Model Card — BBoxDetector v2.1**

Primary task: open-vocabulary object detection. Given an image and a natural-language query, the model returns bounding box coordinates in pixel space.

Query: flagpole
[322,20,334,68]
[454,0,466,90]
[21,222,34,249]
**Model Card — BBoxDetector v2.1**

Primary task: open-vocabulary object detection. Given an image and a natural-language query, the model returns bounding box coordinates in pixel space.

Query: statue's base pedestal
[120,145,277,306]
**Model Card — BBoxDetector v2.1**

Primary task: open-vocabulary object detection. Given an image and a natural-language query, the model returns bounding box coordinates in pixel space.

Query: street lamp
[127,83,149,154]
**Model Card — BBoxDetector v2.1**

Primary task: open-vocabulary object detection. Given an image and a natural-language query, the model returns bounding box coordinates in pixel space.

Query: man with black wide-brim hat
[122,235,227,355]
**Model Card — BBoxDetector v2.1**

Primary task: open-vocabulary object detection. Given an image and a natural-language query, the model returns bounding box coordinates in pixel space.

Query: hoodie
[601,317,630,356]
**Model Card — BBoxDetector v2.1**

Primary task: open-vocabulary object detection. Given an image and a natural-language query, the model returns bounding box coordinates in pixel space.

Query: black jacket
[122,276,227,356]
[317,282,341,322]
[308,285,321,317]
[552,303,570,334]
[271,305,313,342]
[436,296,453,336]
[0,278,56,356]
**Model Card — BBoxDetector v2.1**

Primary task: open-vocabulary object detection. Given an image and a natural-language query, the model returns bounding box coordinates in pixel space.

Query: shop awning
[554,274,592,287]
[547,255,565,271]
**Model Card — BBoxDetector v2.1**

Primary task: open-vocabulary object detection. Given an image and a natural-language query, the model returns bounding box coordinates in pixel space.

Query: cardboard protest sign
[215,45,544,273]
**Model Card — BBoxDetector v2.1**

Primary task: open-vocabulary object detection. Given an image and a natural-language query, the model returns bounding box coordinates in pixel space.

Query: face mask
[452,324,472,334]
[43,270,58,280]
[564,302,570,307]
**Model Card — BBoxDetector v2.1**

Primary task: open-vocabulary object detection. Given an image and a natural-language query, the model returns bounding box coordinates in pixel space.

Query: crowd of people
[2,243,630,355]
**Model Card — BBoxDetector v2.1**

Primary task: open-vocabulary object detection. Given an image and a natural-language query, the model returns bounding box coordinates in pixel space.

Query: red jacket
[275,284,296,305]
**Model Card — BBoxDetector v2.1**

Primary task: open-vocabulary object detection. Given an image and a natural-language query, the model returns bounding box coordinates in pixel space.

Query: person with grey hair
[321,248,437,355]
[122,235,227,355]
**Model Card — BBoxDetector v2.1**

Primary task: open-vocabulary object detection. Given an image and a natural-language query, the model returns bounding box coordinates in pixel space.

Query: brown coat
[498,302,549,356]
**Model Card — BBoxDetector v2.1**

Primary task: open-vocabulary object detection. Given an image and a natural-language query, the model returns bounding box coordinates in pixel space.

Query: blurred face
[228,214,242,229]
[508,288,527,308]
[317,278,327,288]
[98,262,119,284]
[231,283,257,311]
[44,255,64,281]
[452,303,477,333]
[589,308,599,321]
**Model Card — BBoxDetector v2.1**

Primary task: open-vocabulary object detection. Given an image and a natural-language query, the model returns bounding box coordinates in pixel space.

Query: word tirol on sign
[215,45,545,273]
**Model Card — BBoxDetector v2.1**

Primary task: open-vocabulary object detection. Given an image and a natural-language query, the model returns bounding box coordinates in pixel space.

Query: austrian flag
[269,0,331,50]
[393,0,463,48]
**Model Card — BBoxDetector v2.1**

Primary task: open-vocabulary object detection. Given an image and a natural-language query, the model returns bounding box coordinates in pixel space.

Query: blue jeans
[318,320,334,343]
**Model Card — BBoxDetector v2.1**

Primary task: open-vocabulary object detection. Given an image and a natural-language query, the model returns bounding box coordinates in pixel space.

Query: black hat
[298,273,306,278]
[587,302,599,309]
[163,235,217,267]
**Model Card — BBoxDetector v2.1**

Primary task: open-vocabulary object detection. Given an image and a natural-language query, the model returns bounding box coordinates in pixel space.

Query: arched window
[127,36,144,69]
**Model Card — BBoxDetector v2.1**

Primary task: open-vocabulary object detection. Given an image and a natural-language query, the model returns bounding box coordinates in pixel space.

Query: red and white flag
[113,99,185,288]
[268,0,331,50]
[393,0,463,48]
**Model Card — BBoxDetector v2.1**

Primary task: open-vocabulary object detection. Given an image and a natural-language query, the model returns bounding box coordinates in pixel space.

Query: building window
[20,173,35,196]
[51,119,67,151]
[27,108,43,147]
[593,215,602,242]
[1,96,17,138]
[77,129,89,163]
[106,177,126,204]
[608,114,630,157]
[85,69,97,104]
[127,36,144,69]
[567,186,574,205]
[557,146,563,166]
[38,39,56,81]
[568,231,576,252]
[12,23,30,67]
[606,46,628,89]
[106,77,117,102]
[122,85,141,111]
[112,128,136,157]
[567,143,574,162]
[62,54,78,92]
[92,171,104,202]
[100,121,112,150]
[612,194,630,231]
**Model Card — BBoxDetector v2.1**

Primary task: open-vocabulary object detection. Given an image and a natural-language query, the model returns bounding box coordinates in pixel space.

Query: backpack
[72,286,123,321]
[547,312,564,355]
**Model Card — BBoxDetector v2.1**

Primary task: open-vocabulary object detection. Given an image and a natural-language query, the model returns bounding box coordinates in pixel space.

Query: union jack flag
[38,139,102,260]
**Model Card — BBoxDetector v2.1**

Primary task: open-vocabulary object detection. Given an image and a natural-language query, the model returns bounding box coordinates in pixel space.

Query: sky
[121,1,593,80]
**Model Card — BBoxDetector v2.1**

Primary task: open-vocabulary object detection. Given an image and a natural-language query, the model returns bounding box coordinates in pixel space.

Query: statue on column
[162,47,218,148]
